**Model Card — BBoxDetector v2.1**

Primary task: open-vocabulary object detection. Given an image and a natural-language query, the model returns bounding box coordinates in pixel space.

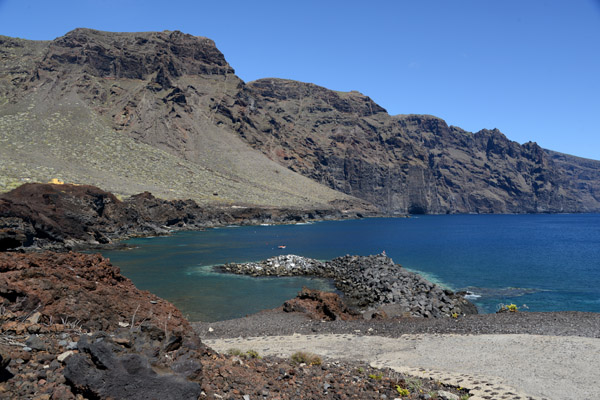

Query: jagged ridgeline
[0,29,365,210]
[1,28,599,213]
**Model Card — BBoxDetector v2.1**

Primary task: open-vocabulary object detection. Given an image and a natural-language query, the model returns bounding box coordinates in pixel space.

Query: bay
[100,214,600,321]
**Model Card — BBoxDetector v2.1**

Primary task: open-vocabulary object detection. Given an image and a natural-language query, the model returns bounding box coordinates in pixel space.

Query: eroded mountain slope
[1,29,599,213]
[0,30,366,210]
[214,78,600,213]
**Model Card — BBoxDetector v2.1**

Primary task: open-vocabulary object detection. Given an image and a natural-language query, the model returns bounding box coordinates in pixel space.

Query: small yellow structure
[48,178,65,185]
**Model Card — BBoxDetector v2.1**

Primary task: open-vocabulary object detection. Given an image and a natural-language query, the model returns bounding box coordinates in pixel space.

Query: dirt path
[204,333,600,400]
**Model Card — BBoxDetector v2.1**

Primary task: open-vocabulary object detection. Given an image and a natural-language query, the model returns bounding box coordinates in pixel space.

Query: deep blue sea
[100,214,600,322]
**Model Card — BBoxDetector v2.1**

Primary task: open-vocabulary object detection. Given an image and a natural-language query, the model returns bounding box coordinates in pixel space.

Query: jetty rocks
[219,254,477,318]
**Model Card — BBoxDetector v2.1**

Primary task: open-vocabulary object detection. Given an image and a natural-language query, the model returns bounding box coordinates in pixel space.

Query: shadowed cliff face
[213,78,600,213]
[1,29,600,214]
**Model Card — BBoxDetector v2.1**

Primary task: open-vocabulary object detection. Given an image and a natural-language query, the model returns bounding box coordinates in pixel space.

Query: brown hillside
[0,29,366,210]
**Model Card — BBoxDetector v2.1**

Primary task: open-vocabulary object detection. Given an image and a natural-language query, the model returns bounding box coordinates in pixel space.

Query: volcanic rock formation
[219,78,600,213]
[219,254,478,318]
[0,29,365,210]
[0,183,366,250]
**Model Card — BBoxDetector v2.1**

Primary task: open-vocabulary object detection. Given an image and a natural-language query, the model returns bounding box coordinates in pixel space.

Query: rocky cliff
[216,78,600,213]
[1,29,599,213]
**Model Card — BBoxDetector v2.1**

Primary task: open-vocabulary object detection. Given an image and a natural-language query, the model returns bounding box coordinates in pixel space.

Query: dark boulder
[0,352,13,382]
[65,335,202,400]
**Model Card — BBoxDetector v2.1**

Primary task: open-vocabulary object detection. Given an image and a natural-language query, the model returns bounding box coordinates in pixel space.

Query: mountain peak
[40,28,234,80]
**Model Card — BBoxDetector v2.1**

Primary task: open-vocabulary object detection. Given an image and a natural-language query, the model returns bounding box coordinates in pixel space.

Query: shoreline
[194,309,600,339]
[0,250,479,400]
[2,249,599,399]
[195,310,600,400]
[203,332,600,400]
[0,183,379,252]
[218,254,478,318]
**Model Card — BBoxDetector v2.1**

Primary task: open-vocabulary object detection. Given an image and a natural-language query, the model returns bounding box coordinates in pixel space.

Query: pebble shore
[194,309,600,339]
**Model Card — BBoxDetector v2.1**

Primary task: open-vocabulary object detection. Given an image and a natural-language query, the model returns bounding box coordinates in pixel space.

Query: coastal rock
[0,250,471,400]
[0,251,210,399]
[225,254,327,277]
[0,183,129,249]
[0,251,192,334]
[220,254,477,318]
[282,287,360,321]
[0,183,370,251]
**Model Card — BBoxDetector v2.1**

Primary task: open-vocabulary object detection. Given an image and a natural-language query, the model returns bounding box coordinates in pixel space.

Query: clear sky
[1,0,599,159]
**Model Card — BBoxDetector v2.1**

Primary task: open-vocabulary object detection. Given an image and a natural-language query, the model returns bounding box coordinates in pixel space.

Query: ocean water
[100,214,600,321]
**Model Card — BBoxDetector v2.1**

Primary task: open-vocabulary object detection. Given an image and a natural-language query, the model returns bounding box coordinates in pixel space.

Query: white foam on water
[402,266,453,290]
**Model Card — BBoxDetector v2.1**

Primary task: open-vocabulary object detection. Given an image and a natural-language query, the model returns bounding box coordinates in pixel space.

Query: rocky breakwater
[219,254,477,318]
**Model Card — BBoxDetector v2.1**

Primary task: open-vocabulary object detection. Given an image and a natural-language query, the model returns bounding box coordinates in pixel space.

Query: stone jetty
[219,254,477,318]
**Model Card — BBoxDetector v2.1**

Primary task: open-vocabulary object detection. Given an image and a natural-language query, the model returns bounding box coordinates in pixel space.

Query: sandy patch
[205,333,600,400]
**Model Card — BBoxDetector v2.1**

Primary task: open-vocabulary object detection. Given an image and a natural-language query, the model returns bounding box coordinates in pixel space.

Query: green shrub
[245,349,261,359]
[497,303,519,313]
[227,348,244,356]
[395,385,410,396]
[291,351,322,366]
[227,348,261,359]
[406,377,423,392]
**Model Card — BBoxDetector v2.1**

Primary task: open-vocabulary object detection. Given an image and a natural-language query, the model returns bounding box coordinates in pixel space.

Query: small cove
[100,214,600,321]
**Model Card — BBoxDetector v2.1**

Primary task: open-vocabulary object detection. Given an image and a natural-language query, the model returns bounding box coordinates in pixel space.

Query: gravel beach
[195,311,600,400]
[194,310,600,339]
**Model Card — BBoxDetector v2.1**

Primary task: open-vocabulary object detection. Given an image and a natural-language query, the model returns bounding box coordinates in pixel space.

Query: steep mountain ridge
[0,29,366,210]
[1,28,599,213]
[215,78,600,213]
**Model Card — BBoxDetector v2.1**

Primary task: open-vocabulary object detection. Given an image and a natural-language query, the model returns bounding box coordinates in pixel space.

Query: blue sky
[1,0,599,159]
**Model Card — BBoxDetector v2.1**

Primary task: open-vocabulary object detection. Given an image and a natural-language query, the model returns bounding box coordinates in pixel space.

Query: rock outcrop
[64,334,203,400]
[220,254,477,318]
[0,183,369,250]
[0,251,210,399]
[282,287,361,321]
[0,251,192,334]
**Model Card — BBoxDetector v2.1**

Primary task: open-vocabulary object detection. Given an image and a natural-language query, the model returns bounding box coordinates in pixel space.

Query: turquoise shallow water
[100,214,600,321]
